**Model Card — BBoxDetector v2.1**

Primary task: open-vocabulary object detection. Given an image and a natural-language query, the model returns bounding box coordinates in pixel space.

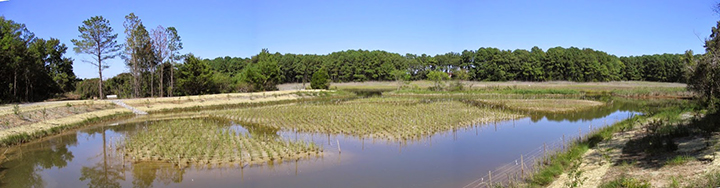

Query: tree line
[0,16,77,103]
[0,15,706,103]
[201,47,689,87]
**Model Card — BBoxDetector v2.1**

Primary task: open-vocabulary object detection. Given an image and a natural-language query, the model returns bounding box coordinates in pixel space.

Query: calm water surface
[0,101,642,187]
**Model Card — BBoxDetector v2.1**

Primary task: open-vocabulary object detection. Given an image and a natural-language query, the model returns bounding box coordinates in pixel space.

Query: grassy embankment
[0,90,329,146]
[0,100,132,146]
[123,118,320,168]
[523,98,720,187]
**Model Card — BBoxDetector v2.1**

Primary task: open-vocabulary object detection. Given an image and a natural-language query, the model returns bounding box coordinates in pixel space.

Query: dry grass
[122,90,328,113]
[122,118,320,168]
[0,101,120,130]
[216,97,523,141]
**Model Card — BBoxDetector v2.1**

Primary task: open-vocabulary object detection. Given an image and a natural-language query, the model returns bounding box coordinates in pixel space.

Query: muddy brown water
[0,101,645,188]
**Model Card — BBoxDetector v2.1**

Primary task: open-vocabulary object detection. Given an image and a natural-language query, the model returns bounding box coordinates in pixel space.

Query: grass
[0,111,133,146]
[665,155,695,166]
[216,97,522,141]
[0,102,119,130]
[682,170,720,187]
[527,111,658,186]
[599,176,651,188]
[122,118,320,168]
[475,99,604,113]
[526,99,700,187]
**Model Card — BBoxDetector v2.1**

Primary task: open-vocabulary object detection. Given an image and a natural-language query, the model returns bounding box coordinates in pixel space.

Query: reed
[217,97,522,141]
[122,118,320,168]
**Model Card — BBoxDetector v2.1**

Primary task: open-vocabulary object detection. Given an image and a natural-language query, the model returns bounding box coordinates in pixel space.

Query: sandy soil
[0,108,131,142]
[549,114,720,187]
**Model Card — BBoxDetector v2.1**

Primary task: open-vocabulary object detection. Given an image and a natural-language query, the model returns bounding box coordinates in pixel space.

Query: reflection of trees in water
[528,100,645,122]
[81,122,187,187]
[132,162,185,188]
[0,133,77,187]
[79,127,126,188]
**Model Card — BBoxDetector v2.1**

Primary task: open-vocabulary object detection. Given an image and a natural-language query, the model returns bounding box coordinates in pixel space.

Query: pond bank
[0,90,327,146]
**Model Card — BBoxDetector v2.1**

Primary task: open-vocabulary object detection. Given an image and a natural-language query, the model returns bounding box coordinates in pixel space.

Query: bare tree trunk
[99,65,103,99]
[98,54,104,100]
[132,59,140,98]
[170,63,174,97]
[13,70,17,99]
[159,65,164,97]
[25,68,29,101]
[151,71,155,98]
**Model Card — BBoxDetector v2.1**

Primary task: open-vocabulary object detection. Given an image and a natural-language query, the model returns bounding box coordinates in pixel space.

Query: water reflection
[528,100,644,122]
[78,127,125,188]
[0,133,76,187]
[0,99,664,187]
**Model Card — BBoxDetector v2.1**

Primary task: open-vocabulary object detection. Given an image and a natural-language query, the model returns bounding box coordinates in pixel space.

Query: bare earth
[549,114,720,187]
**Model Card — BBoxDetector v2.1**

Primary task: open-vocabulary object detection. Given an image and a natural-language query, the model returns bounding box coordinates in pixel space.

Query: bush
[311,68,330,89]
[74,78,100,99]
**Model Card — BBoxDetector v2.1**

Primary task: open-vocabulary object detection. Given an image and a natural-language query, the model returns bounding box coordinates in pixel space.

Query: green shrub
[311,68,330,89]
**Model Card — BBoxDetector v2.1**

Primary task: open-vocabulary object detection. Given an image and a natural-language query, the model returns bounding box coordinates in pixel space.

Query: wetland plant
[122,118,319,167]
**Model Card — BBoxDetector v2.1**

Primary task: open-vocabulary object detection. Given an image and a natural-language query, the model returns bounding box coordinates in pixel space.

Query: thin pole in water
[521,155,524,179]
[543,142,547,164]
[337,139,341,154]
[489,170,492,187]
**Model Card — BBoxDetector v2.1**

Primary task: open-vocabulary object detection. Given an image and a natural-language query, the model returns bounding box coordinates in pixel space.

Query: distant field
[279,81,685,90]
[278,81,690,97]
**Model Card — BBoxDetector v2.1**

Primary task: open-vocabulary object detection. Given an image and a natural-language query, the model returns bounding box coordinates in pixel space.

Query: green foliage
[310,68,330,89]
[211,73,234,93]
[237,49,281,91]
[177,54,214,95]
[529,143,589,185]
[75,78,100,99]
[687,22,720,110]
[0,17,76,103]
[666,155,694,166]
[104,73,133,98]
[599,176,651,188]
[565,159,588,188]
[71,16,122,99]
[426,70,449,91]
[13,104,20,116]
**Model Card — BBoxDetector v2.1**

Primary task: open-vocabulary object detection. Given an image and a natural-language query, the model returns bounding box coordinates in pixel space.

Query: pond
[0,99,644,187]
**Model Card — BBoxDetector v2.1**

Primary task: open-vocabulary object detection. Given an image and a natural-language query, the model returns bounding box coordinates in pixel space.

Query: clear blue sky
[1,0,718,79]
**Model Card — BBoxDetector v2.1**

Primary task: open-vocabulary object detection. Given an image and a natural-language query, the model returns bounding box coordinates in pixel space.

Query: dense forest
[204,47,689,85]
[0,15,714,103]
[0,17,77,103]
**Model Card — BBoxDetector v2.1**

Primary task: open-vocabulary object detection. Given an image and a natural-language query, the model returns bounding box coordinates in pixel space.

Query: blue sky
[1,0,718,79]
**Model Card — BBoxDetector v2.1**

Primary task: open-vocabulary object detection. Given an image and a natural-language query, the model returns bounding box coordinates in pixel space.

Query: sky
[1,0,719,79]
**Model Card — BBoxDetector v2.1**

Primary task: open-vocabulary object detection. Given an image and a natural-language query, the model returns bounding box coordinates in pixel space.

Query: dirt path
[111,100,147,115]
